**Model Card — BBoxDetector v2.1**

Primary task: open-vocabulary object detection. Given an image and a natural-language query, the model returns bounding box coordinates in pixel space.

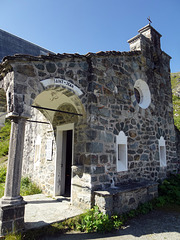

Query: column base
[0,197,26,236]
[1,196,26,205]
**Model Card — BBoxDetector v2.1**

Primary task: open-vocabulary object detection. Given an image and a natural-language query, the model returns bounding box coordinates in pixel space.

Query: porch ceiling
[32,88,81,123]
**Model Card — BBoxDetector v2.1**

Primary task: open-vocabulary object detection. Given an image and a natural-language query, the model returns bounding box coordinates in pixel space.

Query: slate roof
[0,29,54,62]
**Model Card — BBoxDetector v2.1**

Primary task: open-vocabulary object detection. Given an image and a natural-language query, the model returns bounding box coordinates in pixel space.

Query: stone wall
[0,24,179,210]
[83,50,178,193]
[20,49,178,204]
[94,181,158,215]
[22,108,56,196]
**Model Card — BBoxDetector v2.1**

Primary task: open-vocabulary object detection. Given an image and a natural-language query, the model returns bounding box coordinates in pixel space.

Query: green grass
[172,94,180,130]
[0,155,8,165]
[0,120,11,157]
[0,166,7,197]
[171,72,180,131]
[0,166,7,183]
[20,177,42,196]
[171,72,180,92]
[0,183,5,197]
[0,167,42,198]
[5,233,22,240]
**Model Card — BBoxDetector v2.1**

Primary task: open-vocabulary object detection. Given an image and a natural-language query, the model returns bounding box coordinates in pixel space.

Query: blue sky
[1,0,180,73]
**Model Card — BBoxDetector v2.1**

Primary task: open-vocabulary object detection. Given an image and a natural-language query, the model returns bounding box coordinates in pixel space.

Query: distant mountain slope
[171,72,180,96]
[171,72,180,130]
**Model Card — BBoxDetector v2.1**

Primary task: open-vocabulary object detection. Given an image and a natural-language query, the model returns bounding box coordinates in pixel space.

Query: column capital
[6,112,31,119]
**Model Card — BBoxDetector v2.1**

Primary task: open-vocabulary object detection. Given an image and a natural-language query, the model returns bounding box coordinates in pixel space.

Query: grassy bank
[171,72,180,131]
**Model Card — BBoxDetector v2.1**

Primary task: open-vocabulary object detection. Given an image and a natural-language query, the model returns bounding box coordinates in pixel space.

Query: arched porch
[0,55,89,236]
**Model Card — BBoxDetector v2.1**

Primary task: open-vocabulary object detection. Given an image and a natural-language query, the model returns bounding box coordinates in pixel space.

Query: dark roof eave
[85,50,141,57]
[1,50,141,63]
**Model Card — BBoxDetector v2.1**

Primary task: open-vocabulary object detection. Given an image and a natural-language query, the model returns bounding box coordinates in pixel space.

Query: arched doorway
[22,85,86,200]
[52,103,79,197]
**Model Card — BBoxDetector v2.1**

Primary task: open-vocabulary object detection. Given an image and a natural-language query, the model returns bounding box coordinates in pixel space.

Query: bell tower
[128,24,171,73]
[128,24,162,53]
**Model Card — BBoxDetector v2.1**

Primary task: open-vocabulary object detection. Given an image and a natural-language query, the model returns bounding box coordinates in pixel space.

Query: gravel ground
[41,206,180,240]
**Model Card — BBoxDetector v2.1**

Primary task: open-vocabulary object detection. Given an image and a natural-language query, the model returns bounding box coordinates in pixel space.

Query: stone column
[0,116,27,236]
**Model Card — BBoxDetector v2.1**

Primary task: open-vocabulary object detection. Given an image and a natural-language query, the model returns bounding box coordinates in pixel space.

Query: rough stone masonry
[0,24,179,235]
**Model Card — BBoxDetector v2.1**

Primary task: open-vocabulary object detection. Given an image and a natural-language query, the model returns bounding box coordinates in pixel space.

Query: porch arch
[31,83,86,125]
[22,84,86,199]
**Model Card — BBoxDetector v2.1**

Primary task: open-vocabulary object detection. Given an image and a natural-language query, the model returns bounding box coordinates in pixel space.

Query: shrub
[0,168,42,197]
[64,206,124,233]
[157,174,180,205]
[77,206,113,232]
[20,177,42,196]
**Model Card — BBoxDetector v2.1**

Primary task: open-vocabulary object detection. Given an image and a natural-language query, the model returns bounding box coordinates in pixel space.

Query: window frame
[116,131,128,172]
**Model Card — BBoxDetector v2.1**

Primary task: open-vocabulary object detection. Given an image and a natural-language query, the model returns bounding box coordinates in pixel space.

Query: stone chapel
[0,24,179,235]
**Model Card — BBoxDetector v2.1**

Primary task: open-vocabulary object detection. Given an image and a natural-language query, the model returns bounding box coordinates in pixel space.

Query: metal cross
[147,16,152,24]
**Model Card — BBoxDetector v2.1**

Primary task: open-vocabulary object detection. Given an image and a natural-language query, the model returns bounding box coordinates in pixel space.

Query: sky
[0,0,180,73]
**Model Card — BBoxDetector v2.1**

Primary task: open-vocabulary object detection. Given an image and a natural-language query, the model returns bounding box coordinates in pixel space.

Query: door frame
[54,123,74,197]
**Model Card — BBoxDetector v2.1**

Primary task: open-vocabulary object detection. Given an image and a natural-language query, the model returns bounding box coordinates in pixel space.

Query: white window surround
[134,79,151,109]
[159,136,166,167]
[116,131,128,172]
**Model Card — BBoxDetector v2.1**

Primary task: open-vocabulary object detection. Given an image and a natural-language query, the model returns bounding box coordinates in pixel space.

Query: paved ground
[24,194,180,240]
[24,194,84,229]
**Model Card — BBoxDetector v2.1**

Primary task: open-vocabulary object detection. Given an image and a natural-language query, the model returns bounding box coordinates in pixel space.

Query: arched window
[116,131,128,172]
